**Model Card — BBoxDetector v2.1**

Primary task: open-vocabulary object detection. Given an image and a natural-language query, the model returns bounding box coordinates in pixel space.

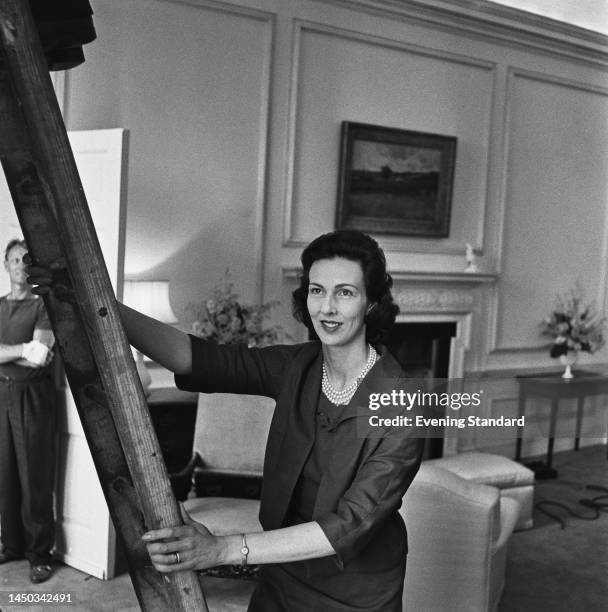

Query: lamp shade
[123,280,178,324]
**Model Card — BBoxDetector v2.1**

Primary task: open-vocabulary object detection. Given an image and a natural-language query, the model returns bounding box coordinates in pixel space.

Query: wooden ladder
[0,2,208,610]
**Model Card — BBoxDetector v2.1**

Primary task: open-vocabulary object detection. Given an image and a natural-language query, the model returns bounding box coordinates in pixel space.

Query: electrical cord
[585,485,608,495]
[534,501,599,529]
[534,483,608,528]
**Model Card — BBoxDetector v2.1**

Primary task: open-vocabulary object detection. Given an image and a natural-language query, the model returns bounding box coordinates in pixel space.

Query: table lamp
[123,280,178,395]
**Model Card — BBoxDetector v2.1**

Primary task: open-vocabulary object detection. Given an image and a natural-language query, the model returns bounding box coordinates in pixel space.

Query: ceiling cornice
[312,0,608,64]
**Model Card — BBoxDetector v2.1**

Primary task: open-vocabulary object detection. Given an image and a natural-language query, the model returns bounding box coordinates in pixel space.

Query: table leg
[546,399,558,471]
[574,396,584,451]
[516,392,525,461]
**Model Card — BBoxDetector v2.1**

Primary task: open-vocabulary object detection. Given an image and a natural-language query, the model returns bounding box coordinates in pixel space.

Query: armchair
[182,393,271,535]
[401,463,520,612]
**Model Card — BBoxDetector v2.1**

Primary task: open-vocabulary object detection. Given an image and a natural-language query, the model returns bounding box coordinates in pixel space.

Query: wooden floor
[0,563,255,612]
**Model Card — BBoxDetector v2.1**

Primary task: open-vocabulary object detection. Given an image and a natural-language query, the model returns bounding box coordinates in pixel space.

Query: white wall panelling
[65,0,274,312]
[490,68,608,355]
[282,19,496,256]
[61,0,608,452]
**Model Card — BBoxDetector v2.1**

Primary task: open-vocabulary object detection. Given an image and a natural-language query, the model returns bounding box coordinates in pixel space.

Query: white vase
[559,352,578,379]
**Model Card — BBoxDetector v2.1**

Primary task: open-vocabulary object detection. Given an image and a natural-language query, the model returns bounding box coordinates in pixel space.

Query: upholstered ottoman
[425,452,535,530]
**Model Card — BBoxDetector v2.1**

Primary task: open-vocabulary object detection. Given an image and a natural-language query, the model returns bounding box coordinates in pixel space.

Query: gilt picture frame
[336,122,457,237]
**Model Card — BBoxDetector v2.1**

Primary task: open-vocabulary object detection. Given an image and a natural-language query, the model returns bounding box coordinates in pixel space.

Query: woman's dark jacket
[176,337,424,575]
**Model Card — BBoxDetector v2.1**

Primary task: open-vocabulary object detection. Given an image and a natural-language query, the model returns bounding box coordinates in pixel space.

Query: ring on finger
[174,552,180,564]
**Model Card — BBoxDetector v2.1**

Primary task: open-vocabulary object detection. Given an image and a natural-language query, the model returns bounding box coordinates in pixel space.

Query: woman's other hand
[142,504,226,573]
[25,254,76,303]
[26,254,192,373]
[24,253,52,294]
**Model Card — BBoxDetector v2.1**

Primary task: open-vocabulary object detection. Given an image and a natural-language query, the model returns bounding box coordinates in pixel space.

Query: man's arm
[12,328,55,368]
[0,343,26,364]
[0,330,54,368]
[34,327,55,349]
[27,264,191,374]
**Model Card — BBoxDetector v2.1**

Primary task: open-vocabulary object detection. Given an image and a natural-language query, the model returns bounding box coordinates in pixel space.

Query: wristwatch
[240,533,249,567]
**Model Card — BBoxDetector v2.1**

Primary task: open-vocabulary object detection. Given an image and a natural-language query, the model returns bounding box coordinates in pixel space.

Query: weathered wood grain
[0,2,208,610]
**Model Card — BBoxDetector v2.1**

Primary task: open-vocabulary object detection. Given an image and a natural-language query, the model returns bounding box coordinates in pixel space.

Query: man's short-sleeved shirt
[0,295,52,381]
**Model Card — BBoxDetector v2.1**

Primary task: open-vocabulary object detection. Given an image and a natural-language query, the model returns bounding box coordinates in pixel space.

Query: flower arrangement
[187,273,285,347]
[540,284,605,358]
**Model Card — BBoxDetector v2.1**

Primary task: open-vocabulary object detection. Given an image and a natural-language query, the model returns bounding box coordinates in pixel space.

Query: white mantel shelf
[281,266,497,284]
[389,271,497,284]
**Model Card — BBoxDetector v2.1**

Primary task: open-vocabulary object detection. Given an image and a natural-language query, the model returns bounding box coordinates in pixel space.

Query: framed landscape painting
[336,122,457,237]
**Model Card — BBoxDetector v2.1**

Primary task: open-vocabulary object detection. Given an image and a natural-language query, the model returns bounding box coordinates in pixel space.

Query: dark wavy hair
[292,230,399,343]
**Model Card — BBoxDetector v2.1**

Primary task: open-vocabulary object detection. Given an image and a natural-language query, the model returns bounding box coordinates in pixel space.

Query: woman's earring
[366,303,376,315]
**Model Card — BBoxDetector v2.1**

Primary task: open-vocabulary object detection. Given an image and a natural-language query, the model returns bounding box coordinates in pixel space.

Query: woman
[32,230,424,611]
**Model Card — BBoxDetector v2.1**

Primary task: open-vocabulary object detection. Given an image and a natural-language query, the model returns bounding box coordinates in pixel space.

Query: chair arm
[401,464,503,612]
[404,462,500,522]
[492,496,520,554]
[168,452,203,501]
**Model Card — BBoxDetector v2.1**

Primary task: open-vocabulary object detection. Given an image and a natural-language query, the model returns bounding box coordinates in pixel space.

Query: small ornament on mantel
[465,243,483,273]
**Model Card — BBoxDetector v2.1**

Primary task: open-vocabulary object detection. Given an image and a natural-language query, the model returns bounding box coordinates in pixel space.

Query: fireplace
[382,322,457,458]
[388,270,495,455]
[383,322,457,379]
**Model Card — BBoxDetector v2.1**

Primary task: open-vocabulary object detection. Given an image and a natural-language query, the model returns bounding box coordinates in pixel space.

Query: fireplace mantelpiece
[389,270,496,454]
[390,271,495,313]
[390,271,496,283]
[282,267,496,283]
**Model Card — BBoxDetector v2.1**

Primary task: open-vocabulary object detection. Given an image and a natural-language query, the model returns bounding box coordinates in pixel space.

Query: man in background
[0,239,56,583]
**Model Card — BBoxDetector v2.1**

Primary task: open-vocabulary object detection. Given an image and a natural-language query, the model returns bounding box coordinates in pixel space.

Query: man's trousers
[0,377,56,562]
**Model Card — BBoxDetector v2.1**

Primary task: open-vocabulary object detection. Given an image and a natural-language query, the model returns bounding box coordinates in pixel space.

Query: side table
[147,387,199,499]
[515,370,608,479]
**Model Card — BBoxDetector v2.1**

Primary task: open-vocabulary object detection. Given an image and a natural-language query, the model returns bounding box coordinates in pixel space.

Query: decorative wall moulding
[314,0,608,63]
[393,286,474,314]
[281,18,495,250]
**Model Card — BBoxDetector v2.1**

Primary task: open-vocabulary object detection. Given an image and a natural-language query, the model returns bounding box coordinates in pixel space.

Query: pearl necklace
[322,345,378,406]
